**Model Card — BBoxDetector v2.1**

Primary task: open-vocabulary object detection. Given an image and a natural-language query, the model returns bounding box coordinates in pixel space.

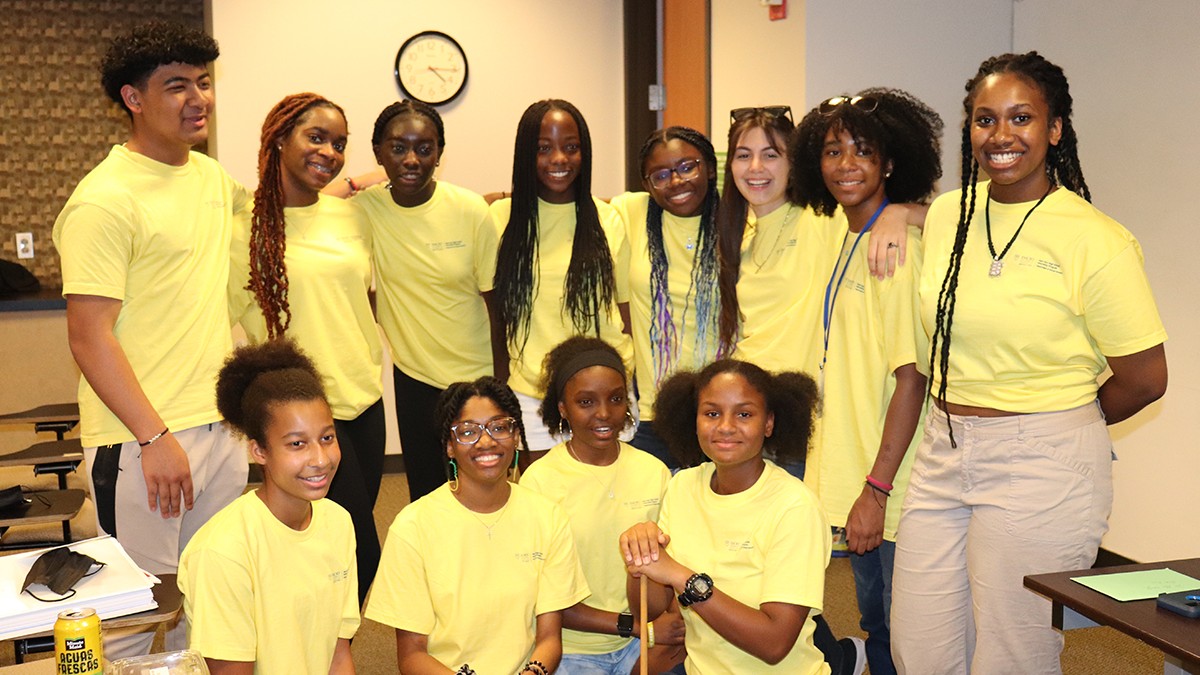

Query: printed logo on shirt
[725,539,754,552]
[329,568,350,583]
[622,497,661,511]
[514,551,547,563]
[1012,254,1063,275]
[426,240,467,252]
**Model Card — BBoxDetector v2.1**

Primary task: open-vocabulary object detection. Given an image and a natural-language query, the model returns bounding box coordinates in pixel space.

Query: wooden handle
[639,575,649,675]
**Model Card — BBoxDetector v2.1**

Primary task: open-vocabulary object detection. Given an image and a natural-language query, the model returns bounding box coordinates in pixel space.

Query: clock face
[394,31,468,106]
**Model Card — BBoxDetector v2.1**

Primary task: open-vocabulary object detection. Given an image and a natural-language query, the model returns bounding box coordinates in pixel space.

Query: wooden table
[1025,558,1200,674]
[10,574,182,664]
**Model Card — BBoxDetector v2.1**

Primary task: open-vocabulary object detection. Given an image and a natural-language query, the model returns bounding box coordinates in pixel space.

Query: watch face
[692,575,712,595]
[394,31,468,106]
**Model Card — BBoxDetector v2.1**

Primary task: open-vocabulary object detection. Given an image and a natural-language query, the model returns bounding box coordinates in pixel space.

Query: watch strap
[617,611,634,638]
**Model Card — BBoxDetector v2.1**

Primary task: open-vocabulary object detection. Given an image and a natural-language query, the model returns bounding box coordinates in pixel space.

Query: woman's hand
[620,521,670,568]
[845,484,885,555]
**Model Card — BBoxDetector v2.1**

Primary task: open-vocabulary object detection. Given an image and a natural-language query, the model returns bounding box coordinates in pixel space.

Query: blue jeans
[557,640,641,675]
[851,540,896,675]
[630,420,680,472]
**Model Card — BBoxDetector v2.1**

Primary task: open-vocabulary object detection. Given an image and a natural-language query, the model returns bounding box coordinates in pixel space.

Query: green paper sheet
[1071,568,1200,602]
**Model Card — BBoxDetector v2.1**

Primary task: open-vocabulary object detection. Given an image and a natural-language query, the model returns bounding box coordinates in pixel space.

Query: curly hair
[100,21,219,115]
[215,339,328,445]
[538,336,628,432]
[371,99,446,151]
[652,360,818,469]
[494,99,616,354]
[929,51,1090,446]
[714,111,796,350]
[790,88,944,216]
[247,94,347,340]
[637,127,727,380]
[435,377,528,480]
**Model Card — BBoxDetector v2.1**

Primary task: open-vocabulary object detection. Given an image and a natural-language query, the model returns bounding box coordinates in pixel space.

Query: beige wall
[0,311,78,454]
[710,0,806,150]
[1014,0,1200,562]
[209,0,627,197]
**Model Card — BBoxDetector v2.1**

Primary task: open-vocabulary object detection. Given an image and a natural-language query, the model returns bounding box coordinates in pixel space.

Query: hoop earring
[624,409,635,429]
[447,458,459,493]
[558,420,572,439]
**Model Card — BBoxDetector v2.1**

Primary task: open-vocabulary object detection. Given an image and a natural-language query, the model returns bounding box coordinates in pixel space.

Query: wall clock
[394,31,469,106]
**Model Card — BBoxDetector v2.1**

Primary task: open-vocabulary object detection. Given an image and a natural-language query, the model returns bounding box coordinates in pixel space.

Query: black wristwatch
[677,572,714,607]
[617,611,634,638]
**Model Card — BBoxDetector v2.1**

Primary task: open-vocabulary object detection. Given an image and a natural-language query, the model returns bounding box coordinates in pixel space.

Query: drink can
[54,608,103,675]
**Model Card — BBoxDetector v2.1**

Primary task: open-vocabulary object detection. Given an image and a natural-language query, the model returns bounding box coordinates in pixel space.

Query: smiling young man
[52,21,249,658]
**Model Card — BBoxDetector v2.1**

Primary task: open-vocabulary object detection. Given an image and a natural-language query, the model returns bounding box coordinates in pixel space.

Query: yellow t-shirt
[805,225,925,540]
[365,483,590,674]
[734,203,844,374]
[178,492,359,675]
[490,197,633,397]
[53,145,249,447]
[355,181,498,389]
[661,461,831,675]
[919,183,1168,411]
[611,192,721,418]
[229,195,383,420]
[520,441,671,655]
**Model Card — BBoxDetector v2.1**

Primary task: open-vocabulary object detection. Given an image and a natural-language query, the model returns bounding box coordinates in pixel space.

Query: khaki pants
[891,403,1112,675]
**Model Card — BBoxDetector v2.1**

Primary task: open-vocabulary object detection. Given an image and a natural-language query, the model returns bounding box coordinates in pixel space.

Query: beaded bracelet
[138,428,170,447]
[344,177,359,193]
[647,620,656,648]
[521,660,548,675]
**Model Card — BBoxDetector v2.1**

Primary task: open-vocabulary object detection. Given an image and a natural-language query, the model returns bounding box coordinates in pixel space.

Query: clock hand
[428,66,460,75]
[427,66,446,82]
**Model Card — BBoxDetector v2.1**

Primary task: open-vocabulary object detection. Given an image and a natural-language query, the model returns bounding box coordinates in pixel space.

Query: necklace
[566,440,618,500]
[459,495,510,540]
[751,205,796,272]
[985,183,1052,277]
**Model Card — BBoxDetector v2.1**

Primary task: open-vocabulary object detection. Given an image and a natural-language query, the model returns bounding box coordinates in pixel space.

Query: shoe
[839,636,866,675]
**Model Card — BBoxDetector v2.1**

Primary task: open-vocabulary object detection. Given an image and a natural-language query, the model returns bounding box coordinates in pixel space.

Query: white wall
[805,0,1013,194]
[1014,0,1200,562]
[710,0,807,148]
[209,0,626,197]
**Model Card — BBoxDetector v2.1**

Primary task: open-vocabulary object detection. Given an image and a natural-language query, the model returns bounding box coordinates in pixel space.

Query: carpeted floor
[0,471,1167,673]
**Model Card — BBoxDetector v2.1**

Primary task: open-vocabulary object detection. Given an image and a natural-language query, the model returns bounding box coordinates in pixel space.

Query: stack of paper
[0,536,159,640]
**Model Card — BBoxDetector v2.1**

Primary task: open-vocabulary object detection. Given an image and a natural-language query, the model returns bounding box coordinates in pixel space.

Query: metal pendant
[989,258,1004,277]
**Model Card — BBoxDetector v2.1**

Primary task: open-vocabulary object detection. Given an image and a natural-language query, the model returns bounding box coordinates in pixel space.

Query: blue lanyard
[821,200,889,373]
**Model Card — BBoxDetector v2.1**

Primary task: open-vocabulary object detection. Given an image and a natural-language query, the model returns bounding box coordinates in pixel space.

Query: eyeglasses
[450,417,518,445]
[730,106,794,124]
[818,95,879,115]
[644,158,703,190]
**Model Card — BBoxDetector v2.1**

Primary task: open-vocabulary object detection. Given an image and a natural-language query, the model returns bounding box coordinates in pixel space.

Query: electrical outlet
[15,232,34,259]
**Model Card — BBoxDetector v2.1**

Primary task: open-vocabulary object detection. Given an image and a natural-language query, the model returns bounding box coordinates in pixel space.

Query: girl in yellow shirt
[491,99,632,461]
[620,360,835,675]
[230,93,383,605]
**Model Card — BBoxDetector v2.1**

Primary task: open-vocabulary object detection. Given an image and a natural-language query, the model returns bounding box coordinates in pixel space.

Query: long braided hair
[638,126,726,384]
[929,52,1090,444]
[494,99,615,354]
[714,111,796,350]
[247,93,346,339]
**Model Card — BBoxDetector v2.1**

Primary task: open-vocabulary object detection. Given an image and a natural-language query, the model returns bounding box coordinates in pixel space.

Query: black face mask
[21,547,106,602]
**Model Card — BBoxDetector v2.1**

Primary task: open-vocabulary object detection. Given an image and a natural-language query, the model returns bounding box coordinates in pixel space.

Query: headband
[553,349,626,400]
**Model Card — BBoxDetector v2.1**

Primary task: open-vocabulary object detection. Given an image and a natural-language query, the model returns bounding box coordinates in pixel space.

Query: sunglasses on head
[730,105,794,124]
[818,95,879,115]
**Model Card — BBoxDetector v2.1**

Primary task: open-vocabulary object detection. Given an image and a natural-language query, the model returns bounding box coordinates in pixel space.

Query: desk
[0,404,79,441]
[1025,558,1200,674]
[11,574,182,663]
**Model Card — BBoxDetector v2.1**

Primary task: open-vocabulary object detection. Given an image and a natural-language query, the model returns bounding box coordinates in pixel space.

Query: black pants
[393,366,447,502]
[328,398,386,606]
